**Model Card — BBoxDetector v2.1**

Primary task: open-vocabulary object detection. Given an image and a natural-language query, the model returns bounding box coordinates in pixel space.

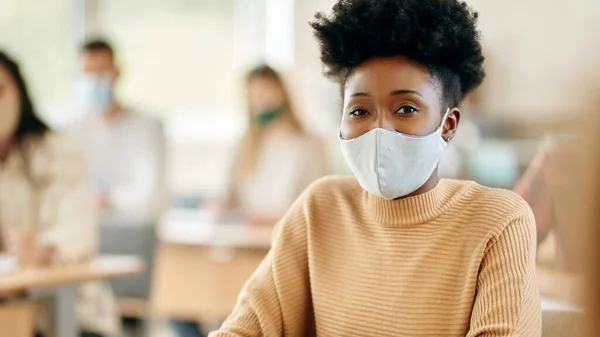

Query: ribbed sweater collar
[362,179,469,227]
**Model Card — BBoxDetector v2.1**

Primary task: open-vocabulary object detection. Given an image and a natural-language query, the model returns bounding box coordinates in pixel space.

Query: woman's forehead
[344,56,438,98]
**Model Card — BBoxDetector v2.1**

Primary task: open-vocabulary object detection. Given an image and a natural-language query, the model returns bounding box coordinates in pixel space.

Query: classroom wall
[466,0,600,116]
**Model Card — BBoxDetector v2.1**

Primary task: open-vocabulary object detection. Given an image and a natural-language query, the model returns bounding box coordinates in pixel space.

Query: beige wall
[4,0,597,195]
[292,0,600,119]
[466,0,600,116]
[92,0,240,115]
[289,0,348,173]
[0,0,81,115]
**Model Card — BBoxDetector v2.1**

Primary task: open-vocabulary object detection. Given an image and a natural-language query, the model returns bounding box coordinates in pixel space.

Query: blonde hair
[230,65,306,191]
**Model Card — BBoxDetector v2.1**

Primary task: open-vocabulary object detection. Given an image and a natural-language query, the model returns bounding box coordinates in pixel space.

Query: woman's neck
[102,103,124,123]
[0,137,14,162]
[265,115,300,136]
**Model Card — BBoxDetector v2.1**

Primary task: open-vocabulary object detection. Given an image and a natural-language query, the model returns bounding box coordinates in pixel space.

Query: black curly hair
[310,0,485,108]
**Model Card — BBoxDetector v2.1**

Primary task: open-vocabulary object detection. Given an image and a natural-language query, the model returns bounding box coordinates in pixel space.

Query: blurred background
[0,0,599,336]
[2,0,600,194]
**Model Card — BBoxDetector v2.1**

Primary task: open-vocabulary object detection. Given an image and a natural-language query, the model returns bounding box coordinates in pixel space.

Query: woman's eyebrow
[349,89,424,98]
[390,89,424,98]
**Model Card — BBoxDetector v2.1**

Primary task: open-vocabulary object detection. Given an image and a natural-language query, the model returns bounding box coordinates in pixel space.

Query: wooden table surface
[158,209,273,248]
[152,209,273,321]
[0,255,144,297]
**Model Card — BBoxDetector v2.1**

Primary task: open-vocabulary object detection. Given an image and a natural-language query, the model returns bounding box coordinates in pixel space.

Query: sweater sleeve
[467,211,542,337]
[209,191,313,337]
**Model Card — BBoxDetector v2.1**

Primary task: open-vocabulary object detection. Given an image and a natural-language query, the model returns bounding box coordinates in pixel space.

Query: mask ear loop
[440,108,451,142]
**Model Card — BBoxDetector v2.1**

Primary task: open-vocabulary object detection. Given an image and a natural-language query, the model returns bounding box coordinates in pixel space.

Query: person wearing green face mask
[170,64,329,337]
[205,64,330,228]
[254,105,287,126]
[226,65,329,225]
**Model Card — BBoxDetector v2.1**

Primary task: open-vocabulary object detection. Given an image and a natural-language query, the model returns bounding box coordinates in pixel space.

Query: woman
[222,65,328,225]
[210,0,541,336]
[0,51,95,265]
[171,66,328,337]
[0,51,118,336]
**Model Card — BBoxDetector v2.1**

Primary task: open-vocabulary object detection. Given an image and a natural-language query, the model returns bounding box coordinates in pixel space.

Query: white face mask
[76,74,114,112]
[340,109,450,200]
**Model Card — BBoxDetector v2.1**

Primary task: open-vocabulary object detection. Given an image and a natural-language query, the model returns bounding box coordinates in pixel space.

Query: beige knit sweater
[0,132,95,258]
[210,176,541,337]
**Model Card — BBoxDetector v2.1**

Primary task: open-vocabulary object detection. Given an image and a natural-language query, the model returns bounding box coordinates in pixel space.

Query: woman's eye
[396,106,418,114]
[349,108,368,117]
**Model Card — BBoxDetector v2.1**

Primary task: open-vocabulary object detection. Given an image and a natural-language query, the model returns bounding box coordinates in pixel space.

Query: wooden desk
[0,255,144,337]
[0,300,35,337]
[157,209,273,248]
[541,297,586,337]
[0,255,144,296]
[151,209,272,322]
[541,297,582,313]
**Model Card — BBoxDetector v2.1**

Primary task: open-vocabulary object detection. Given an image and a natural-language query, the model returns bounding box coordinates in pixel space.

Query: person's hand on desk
[4,229,56,267]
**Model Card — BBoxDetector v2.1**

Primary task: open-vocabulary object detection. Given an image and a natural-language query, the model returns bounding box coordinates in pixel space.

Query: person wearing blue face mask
[71,39,167,225]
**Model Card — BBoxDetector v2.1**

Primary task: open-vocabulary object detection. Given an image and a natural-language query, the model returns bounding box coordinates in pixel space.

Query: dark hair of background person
[310,0,485,108]
[81,38,114,57]
[0,51,49,141]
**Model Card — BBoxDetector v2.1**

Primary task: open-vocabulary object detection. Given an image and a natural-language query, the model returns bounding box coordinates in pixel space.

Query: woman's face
[0,64,21,142]
[247,76,286,117]
[341,56,458,140]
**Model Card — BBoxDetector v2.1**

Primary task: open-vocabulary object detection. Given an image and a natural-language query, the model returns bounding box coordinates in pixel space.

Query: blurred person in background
[170,65,328,337]
[210,0,541,336]
[217,64,328,226]
[72,39,166,224]
[0,51,119,337]
[523,103,600,336]
[515,133,585,304]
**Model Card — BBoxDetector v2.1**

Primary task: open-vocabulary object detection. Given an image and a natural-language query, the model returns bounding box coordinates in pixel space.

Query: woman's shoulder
[24,131,86,177]
[299,175,360,205]
[452,180,535,235]
[28,131,81,157]
[307,175,358,191]
[280,175,358,223]
[462,180,531,212]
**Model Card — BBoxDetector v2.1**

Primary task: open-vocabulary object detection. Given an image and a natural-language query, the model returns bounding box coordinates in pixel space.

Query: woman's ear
[442,108,460,142]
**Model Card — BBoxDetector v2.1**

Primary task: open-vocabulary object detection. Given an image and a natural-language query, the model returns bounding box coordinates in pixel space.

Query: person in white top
[0,50,119,337]
[223,64,329,226]
[72,39,166,224]
[170,65,329,337]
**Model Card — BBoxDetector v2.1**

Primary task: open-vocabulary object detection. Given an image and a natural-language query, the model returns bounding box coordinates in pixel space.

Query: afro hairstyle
[310,0,485,107]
